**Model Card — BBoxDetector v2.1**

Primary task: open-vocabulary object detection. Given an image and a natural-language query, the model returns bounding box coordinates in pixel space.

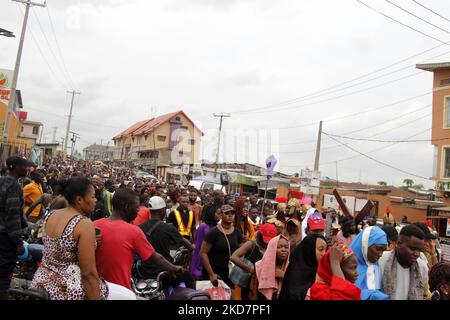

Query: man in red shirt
[131,194,151,226]
[95,188,182,290]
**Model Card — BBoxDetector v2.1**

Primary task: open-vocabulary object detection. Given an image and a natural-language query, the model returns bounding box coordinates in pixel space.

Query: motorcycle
[9,242,48,300]
[131,247,210,300]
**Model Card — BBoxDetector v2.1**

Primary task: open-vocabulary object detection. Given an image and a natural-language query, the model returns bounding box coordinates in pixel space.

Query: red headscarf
[386,206,392,216]
[316,243,354,285]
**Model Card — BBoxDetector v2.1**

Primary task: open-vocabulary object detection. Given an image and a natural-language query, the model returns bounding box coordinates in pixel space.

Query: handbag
[229,242,255,288]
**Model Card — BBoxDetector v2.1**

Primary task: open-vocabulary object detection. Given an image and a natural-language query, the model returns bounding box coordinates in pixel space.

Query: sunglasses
[223,211,236,216]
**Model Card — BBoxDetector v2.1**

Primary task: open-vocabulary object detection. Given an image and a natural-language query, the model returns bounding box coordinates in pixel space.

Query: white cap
[149,196,166,210]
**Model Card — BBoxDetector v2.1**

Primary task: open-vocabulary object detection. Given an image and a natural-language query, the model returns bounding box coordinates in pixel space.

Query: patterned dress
[31,211,109,300]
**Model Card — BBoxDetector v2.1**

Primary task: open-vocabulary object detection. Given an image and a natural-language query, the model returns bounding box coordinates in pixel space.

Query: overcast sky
[1,0,450,188]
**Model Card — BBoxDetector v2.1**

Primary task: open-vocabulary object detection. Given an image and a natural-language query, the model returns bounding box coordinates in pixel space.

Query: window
[441,78,450,86]
[150,150,159,158]
[157,135,166,142]
[445,97,450,128]
[32,126,39,135]
[181,126,188,130]
[145,135,148,141]
[444,147,450,178]
[175,116,181,122]
[188,139,195,145]
[433,145,438,178]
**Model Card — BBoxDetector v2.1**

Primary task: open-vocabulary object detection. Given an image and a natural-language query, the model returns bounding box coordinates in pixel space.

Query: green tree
[377,181,388,186]
[413,184,425,190]
[403,179,414,188]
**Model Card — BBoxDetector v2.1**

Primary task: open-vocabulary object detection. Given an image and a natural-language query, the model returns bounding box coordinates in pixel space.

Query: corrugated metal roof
[113,110,204,140]
[416,62,450,71]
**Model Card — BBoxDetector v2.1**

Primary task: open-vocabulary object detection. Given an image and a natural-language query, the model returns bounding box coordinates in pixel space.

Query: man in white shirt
[379,224,428,300]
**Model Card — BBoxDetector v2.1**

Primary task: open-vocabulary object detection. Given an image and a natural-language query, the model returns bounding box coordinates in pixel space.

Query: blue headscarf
[350,226,389,300]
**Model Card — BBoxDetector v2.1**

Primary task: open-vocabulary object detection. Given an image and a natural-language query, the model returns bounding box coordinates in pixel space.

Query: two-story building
[416,62,450,202]
[19,120,43,147]
[112,110,203,178]
[1,68,29,159]
[83,143,114,162]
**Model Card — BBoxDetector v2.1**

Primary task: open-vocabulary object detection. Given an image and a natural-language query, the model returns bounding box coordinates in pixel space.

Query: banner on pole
[266,155,278,180]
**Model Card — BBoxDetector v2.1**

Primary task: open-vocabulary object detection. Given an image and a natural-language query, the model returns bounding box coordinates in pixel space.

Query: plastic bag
[196,280,231,300]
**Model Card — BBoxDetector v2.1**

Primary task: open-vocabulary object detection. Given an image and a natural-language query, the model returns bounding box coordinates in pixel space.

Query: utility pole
[69,131,80,157]
[314,121,322,171]
[213,113,230,177]
[2,0,46,160]
[52,127,57,143]
[336,161,339,187]
[64,90,81,155]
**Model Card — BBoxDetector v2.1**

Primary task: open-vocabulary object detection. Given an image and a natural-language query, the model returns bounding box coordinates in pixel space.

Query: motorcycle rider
[0,156,33,300]
[94,188,182,290]
[139,196,196,289]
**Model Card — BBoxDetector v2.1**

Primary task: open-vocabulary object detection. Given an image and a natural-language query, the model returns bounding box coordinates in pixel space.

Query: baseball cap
[6,156,34,170]
[149,196,166,210]
[221,204,235,214]
[308,215,326,231]
[259,223,278,244]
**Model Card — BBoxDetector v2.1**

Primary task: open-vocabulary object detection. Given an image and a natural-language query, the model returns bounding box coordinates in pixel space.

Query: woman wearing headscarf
[350,226,389,300]
[279,235,327,300]
[249,235,290,300]
[234,198,255,240]
[190,204,220,280]
[310,243,361,300]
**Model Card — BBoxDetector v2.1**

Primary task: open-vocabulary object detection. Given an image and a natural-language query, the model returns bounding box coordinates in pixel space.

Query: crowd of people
[1,154,449,301]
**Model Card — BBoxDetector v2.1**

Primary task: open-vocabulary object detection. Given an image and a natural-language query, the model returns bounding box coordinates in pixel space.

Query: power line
[323,130,447,143]
[337,105,431,136]
[277,104,430,149]
[235,71,424,115]
[278,110,431,154]
[274,91,431,133]
[356,0,449,44]
[333,126,431,164]
[16,4,68,90]
[265,43,450,128]
[231,40,450,116]
[282,126,432,169]
[25,105,126,130]
[411,0,450,22]
[235,46,450,116]
[45,4,78,89]
[323,132,430,180]
[384,0,450,34]
[31,7,73,89]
